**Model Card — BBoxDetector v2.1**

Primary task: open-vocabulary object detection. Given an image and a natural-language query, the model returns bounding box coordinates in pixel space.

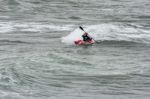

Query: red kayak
[74,39,94,45]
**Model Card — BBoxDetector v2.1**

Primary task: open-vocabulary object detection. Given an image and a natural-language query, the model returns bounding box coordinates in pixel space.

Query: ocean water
[0,0,150,99]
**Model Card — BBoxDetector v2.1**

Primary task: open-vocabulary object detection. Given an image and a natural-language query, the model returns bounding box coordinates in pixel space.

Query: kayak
[74,39,94,45]
[73,26,95,46]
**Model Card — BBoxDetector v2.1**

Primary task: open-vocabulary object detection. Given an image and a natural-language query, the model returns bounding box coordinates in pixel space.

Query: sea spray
[62,23,150,44]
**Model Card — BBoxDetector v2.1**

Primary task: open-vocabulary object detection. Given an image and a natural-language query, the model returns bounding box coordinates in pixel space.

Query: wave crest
[62,23,150,45]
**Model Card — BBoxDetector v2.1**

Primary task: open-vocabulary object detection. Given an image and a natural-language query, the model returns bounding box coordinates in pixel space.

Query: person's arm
[87,33,93,40]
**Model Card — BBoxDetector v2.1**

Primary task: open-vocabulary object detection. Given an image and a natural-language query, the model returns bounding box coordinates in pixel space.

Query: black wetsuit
[82,34,92,41]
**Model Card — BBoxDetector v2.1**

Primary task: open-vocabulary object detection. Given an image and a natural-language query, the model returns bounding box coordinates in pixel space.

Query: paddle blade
[79,26,84,31]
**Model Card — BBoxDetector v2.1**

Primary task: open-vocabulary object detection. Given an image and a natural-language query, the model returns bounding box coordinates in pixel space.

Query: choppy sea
[0,0,150,99]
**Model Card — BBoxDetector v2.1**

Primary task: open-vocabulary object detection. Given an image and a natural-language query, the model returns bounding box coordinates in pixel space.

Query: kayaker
[82,32,92,42]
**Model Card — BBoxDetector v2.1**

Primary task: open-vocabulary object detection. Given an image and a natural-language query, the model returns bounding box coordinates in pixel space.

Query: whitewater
[0,0,150,99]
[62,23,150,45]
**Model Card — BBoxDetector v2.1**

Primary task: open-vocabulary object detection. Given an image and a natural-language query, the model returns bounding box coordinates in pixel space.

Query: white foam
[61,28,84,45]
[0,22,14,33]
[0,21,73,33]
[61,23,150,44]
[19,23,72,32]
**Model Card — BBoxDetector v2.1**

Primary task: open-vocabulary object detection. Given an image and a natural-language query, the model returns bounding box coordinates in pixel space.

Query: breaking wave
[62,23,150,45]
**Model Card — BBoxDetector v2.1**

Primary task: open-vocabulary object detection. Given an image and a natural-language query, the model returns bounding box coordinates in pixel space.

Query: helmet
[84,33,88,35]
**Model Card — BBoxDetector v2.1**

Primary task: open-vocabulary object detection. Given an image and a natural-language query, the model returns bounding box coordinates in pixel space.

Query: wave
[0,21,73,33]
[61,23,150,45]
[0,40,31,46]
[0,0,72,13]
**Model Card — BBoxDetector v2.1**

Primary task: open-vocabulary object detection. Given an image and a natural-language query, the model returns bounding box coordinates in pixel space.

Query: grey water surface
[0,0,150,99]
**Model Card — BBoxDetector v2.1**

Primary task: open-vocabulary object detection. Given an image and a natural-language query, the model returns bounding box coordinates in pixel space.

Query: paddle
[79,26,86,32]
